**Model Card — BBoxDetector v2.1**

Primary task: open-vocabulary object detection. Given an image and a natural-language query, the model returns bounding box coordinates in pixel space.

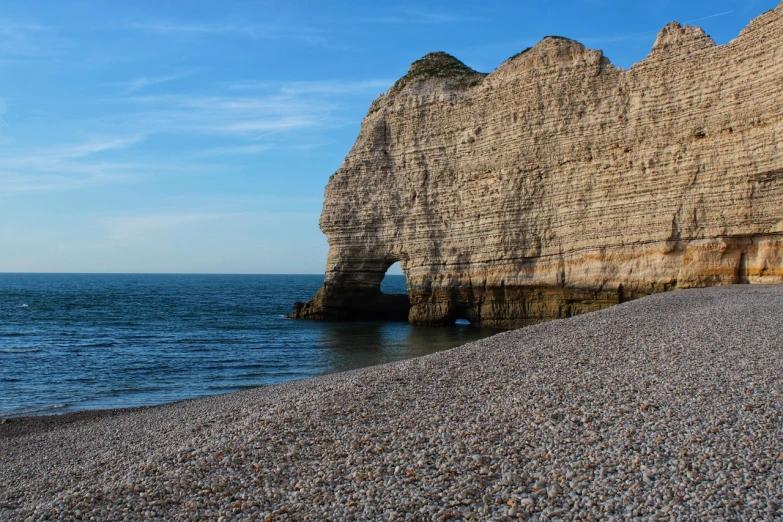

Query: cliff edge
[291,5,783,328]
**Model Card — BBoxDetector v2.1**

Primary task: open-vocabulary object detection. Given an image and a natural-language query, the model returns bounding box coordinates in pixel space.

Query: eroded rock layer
[292,5,783,328]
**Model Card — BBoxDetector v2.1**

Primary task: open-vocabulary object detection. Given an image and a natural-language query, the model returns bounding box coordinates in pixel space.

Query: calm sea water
[0,274,497,417]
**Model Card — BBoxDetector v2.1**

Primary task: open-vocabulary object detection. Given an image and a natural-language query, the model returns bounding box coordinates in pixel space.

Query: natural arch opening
[370,260,410,322]
[380,261,408,295]
[452,305,474,327]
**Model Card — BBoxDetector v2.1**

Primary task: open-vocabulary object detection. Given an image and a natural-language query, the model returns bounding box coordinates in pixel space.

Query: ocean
[0,273,498,417]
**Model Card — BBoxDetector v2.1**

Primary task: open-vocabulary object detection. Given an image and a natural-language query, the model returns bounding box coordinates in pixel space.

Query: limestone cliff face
[291,5,783,328]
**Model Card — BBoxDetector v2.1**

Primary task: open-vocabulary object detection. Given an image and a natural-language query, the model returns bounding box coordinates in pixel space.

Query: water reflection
[317,321,499,374]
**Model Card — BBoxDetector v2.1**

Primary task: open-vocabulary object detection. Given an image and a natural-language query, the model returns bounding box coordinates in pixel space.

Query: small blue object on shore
[0,273,496,417]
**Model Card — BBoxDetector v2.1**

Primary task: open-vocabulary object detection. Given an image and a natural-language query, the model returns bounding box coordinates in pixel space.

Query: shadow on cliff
[289,262,411,322]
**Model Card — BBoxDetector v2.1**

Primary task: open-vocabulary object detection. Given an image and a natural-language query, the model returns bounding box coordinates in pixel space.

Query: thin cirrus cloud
[0,173,85,193]
[0,76,386,194]
[0,134,145,169]
[107,212,252,241]
[0,135,147,193]
[360,9,478,25]
[125,93,324,137]
[573,9,736,48]
[105,210,317,242]
[217,117,315,134]
[119,21,326,45]
[0,166,135,193]
[0,157,231,194]
[0,97,8,127]
[197,144,273,156]
[112,70,199,94]
[51,134,147,159]
[128,94,319,112]
[685,10,735,24]
[0,21,60,58]
[227,79,393,96]
[172,79,395,136]
[122,77,389,138]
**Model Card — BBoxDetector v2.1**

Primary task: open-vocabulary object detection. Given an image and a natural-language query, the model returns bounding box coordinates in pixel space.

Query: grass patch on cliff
[388,52,486,95]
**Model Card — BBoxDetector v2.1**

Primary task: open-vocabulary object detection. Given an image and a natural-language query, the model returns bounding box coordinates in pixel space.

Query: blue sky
[0,0,777,274]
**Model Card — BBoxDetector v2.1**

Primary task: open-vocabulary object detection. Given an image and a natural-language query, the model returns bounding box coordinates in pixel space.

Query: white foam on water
[0,348,43,354]
[7,403,68,417]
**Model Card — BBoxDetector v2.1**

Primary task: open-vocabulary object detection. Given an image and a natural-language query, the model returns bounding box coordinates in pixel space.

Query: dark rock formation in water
[291,5,783,328]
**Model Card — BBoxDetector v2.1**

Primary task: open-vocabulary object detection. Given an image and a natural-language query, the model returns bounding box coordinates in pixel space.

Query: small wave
[18,304,29,309]
[11,403,68,416]
[0,348,43,354]
[80,342,116,348]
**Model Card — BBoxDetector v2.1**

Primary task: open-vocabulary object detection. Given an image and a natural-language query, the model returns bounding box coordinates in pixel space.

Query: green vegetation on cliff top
[388,52,486,95]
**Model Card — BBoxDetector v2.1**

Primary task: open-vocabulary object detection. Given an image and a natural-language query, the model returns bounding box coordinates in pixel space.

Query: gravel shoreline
[2,285,782,521]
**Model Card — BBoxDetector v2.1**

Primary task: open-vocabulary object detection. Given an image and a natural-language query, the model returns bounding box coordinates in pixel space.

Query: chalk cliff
[291,5,783,328]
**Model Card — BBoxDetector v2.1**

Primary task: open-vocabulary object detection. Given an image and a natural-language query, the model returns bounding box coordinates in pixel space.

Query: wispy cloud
[471,7,739,63]
[197,144,273,156]
[124,22,244,35]
[0,172,83,192]
[0,164,140,193]
[569,9,736,49]
[227,79,393,95]
[216,116,316,134]
[1,134,144,167]
[360,9,477,25]
[0,21,63,59]
[124,93,324,137]
[120,21,326,44]
[167,193,324,207]
[0,135,146,192]
[105,209,317,242]
[578,7,736,48]
[129,94,314,111]
[685,10,734,24]
[0,71,383,194]
[107,211,254,241]
[113,70,198,94]
[56,135,146,159]
[0,97,8,127]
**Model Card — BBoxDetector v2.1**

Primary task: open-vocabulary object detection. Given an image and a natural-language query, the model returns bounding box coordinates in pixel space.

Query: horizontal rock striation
[292,5,783,328]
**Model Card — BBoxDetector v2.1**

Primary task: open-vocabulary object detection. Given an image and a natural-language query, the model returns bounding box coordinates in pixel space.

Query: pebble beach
[2,284,782,521]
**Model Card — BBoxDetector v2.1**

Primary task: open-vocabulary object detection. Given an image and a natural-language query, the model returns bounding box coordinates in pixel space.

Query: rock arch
[290,256,410,322]
[292,4,783,328]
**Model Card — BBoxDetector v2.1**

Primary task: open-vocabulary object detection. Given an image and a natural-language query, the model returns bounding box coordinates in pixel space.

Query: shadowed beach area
[2,285,782,520]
